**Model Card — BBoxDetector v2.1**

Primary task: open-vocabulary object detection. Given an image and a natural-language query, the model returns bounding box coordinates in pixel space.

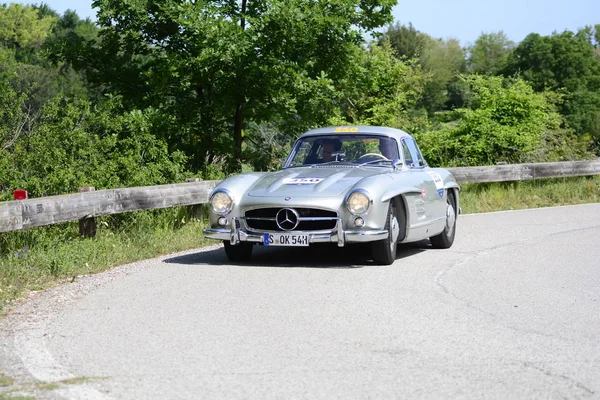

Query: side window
[404,138,423,168]
[414,142,426,167]
[402,141,414,168]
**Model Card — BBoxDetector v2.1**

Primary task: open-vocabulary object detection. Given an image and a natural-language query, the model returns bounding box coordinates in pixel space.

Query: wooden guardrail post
[185,178,204,221]
[78,187,96,238]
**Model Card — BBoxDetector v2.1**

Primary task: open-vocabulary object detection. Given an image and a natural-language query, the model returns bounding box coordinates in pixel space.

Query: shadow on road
[163,240,429,269]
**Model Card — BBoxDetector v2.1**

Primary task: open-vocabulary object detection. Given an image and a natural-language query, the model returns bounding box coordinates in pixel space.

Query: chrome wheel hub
[390,214,400,250]
[446,203,456,235]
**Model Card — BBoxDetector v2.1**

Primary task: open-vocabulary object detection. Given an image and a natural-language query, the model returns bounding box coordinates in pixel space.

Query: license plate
[263,233,309,246]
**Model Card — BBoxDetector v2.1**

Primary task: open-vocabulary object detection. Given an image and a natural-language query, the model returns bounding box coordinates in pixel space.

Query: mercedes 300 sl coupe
[203,126,460,265]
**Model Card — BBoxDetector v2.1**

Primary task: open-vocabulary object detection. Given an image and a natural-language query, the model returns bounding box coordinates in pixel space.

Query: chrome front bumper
[203,218,387,247]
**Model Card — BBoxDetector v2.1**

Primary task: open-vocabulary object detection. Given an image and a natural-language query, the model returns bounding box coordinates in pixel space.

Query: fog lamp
[218,217,227,226]
[354,217,364,227]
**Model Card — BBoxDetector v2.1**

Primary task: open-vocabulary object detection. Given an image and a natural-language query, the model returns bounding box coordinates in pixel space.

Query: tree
[419,37,466,112]
[578,24,600,49]
[64,0,395,171]
[416,75,575,166]
[0,3,57,49]
[242,42,428,171]
[504,29,600,144]
[0,80,29,153]
[333,42,427,128]
[504,30,600,93]
[0,5,92,119]
[379,23,467,113]
[379,21,428,60]
[1,94,188,198]
[467,31,514,75]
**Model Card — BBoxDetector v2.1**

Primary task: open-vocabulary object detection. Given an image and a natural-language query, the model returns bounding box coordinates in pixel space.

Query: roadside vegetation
[1,3,599,313]
[0,207,213,314]
[0,372,103,399]
[460,176,600,214]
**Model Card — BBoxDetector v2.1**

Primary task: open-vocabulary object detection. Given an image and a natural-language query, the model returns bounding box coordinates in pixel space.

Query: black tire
[430,190,457,249]
[223,241,253,262]
[371,197,405,265]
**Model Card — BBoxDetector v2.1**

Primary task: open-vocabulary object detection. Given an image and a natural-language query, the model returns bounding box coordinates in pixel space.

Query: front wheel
[430,190,457,249]
[223,241,253,262]
[371,198,404,265]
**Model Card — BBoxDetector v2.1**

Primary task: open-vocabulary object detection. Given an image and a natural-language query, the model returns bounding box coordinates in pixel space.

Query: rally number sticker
[426,171,445,197]
[334,127,359,133]
[282,177,324,185]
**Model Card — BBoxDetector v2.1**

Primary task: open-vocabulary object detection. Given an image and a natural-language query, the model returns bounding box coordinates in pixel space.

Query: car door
[401,137,444,225]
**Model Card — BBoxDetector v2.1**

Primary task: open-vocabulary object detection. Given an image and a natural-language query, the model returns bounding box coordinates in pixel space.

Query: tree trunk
[232,0,247,173]
[233,102,244,171]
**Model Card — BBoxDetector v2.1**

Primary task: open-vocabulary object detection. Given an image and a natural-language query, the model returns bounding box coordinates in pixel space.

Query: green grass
[0,375,13,388]
[1,176,599,315]
[0,206,213,314]
[0,373,104,398]
[460,175,600,214]
[34,376,103,390]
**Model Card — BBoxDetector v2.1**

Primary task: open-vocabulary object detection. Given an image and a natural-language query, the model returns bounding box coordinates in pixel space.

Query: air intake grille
[244,208,337,231]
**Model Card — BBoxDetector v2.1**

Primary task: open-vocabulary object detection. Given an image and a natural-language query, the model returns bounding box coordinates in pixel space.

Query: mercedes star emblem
[275,208,299,231]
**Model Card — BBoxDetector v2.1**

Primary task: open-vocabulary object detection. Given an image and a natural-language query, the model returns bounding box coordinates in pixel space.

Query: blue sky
[14,0,600,45]
[392,0,599,44]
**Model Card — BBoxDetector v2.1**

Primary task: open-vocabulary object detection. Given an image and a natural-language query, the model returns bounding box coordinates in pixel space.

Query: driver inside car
[321,139,342,162]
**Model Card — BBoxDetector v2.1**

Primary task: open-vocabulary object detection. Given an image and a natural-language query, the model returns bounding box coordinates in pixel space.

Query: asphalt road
[1,203,599,399]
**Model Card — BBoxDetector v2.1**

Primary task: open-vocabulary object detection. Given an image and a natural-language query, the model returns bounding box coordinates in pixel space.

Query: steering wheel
[357,153,389,161]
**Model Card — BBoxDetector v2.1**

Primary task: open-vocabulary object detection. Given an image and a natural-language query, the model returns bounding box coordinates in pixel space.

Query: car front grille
[244,207,338,231]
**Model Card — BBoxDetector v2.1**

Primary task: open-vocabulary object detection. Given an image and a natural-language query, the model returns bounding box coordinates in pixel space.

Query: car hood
[246,166,390,198]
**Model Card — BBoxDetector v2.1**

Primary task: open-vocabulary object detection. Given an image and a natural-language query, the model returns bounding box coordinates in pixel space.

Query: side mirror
[333,152,345,162]
[392,158,403,170]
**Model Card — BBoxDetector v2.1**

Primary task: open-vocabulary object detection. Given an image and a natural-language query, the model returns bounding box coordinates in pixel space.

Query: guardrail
[448,160,600,183]
[1,160,599,235]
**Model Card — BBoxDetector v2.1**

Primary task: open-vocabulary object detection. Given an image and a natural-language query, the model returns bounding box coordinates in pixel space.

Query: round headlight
[210,191,233,214]
[346,191,371,215]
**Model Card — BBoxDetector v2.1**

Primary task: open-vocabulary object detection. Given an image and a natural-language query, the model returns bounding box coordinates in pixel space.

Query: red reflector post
[13,190,28,200]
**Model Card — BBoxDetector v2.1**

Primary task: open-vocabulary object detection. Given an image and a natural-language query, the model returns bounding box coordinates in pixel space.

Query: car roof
[299,126,413,141]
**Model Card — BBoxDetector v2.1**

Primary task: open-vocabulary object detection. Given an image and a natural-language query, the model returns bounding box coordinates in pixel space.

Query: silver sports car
[203,126,460,265]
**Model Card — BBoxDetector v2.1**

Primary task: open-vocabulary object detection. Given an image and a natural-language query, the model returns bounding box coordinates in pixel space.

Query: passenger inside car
[379,138,398,160]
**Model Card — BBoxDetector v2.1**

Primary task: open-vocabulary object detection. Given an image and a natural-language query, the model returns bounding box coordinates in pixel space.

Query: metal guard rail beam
[1,160,599,233]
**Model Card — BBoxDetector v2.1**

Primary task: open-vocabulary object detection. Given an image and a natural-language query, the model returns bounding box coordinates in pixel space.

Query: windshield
[285,134,400,168]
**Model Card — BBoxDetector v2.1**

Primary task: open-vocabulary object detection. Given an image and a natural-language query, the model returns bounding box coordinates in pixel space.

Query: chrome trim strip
[337,218,344,247]
[231,217,240,244]
[203,228,232,241]
[345,230,388,242]
[245,217,337,222]
[298,217,338,221]
[203,226,388,245]
[410,216,446,229]
[242,206,338,213]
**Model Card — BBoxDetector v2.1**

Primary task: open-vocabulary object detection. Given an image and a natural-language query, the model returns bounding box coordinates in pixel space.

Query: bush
[0,95,189,200]
[415,75,592,167]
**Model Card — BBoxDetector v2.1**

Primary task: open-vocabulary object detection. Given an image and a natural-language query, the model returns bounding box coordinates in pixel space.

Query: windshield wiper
[358,159,393,166]
[310,160,349,167]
